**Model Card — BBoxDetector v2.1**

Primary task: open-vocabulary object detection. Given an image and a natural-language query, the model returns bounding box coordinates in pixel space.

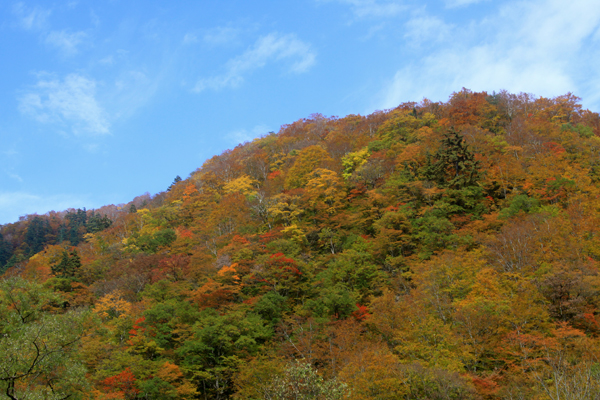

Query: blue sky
[1,0,599,224]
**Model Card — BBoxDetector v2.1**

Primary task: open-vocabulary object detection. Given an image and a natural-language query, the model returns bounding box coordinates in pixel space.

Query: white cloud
[404,13,453,44]
[6,172,23,183]
[321,0,406,18]
[19,73,110,136]
[444,0,489,8]
[99,55,114,65]
[90,10,100,27]
[202,26,241,46]
[98,49,129,66]
[110,70,160,120]
[115,71,147,91]
[82,143,100,153]
[45,30,86,55]
[0,191,94,224]
[227,124,270,146]
[12,2,51,31]
[194,33,316,92]
[379,0,600,110]
[95,50,166,121]
[183,33,199,44]
[2,148,19,157]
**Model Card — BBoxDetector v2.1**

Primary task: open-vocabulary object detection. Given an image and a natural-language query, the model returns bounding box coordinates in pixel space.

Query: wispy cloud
[320,0,406,18]
[227,124,270,146]
[0,146,22,183]
[12,2,51,31]
[2,148,19,157]
[19,73,110,136]
[45,30,87,55]
[404,13,453,44]
[202,26,242,46]
[13,3,87,58]
[6,172,23,183]
[99,55,114,65]
[0,191,94,224]
[444,0,490,8]
[110,69,160,120]
[98,49,129,66]
[194,33,316,92]
[379,0,600,110]
[183,33,199,44]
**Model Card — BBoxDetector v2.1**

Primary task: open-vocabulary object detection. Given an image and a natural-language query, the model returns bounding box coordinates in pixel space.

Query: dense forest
[2,89,600,399]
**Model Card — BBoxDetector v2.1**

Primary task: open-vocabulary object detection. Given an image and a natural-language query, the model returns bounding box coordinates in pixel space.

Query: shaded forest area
[2,89,600,399]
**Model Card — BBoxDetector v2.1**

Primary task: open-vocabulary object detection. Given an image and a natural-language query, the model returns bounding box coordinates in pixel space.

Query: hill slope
[2,89,600,399]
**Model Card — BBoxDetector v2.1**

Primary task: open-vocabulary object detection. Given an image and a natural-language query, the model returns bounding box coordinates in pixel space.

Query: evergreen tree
[429,128,480,189]
[51,250,81,279]
[419,128,484,217]
[86,212,112,233]
[70,250,81,276]
[57,223,66,243]
[24,216,51,255]
[167,175,182,191]
[0,232,12,267]
[66,208,88,246]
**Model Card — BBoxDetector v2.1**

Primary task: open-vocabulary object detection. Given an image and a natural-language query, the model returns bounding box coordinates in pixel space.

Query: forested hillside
[3,89,600,399]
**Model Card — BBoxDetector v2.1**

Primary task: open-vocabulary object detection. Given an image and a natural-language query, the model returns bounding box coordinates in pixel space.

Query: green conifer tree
[431,128,480,189]
[51,250,81,279]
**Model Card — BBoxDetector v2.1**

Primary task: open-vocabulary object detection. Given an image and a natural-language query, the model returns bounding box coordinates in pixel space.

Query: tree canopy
[2,89,600,399]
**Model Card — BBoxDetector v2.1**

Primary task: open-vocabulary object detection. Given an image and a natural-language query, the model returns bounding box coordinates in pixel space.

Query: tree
[86,212,112,233]
[140,298,200,350]
[24,216,51,256]
[261,360,348,400]
[372,210,413,260]
[285,146,334,189]
[302,169,346,216]
[167,175,182,192]
[0,277,90,400]
[425,128,480,189]
[0,232,13,273]
[223,175,258,196]
[99,367,139,399]
[51,249,82,279]
[341,148,370,180]
[175,309,271,399]
[138,362,197,400]
[64,208,88,246]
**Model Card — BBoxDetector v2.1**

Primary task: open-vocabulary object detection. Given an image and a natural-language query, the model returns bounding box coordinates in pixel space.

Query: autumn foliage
[2,89,600,399]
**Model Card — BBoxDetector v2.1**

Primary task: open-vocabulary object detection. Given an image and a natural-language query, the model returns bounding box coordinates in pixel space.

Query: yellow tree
[223,174,259,196]
[285,145,334,189]
[302,169,346,216]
